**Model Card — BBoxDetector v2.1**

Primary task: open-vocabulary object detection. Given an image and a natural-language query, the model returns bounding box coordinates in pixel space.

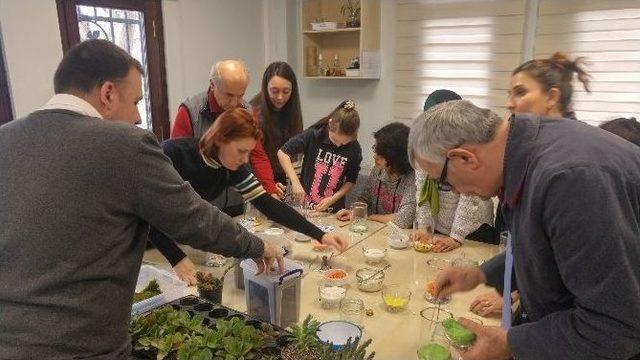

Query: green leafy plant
[283,315,376,360]
[319,337,375,360]
[133,279,162,303]
[340,0,361,27]
[289,315,322,351]
[130,306,267,359]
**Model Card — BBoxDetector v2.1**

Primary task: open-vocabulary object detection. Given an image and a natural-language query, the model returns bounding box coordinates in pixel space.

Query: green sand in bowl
[442,318,476,346]
[417,343,452,360]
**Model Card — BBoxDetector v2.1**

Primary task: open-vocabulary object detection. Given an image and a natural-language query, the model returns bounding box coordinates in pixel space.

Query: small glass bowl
[424,280,451,305]
[381,284,411,313]
[355,267,385,292]
[362,247,387,264]
[318,282,347,309]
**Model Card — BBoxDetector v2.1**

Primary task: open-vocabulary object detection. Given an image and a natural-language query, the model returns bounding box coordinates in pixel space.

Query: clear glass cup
[412,217,435,244]
[349,202,368,234]
[240,201,262,232]
[340,298,365,327]
[417,306,455,359]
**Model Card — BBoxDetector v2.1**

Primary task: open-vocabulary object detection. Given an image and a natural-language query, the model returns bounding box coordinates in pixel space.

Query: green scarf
[418,178,440,216]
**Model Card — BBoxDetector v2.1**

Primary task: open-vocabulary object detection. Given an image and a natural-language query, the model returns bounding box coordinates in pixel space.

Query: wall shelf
[301,0,380,80]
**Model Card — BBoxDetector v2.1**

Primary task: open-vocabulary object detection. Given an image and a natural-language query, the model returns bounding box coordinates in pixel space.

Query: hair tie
[343,99,356,110]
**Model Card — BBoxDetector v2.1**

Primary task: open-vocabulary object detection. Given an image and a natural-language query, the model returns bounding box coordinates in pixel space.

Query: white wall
[286,1,397,170]
[0,0,63,118]
[162,0,265,123]
[0,0,266,123]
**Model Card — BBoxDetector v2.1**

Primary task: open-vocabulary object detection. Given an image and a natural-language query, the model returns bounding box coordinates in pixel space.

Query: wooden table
[142,215,500,359]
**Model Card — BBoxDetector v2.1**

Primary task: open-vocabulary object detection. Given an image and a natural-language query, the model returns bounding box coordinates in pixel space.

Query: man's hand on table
[457,318,513,360]
[253,240,285,275]
[335,209,352,221]
[470,290,503,317]
[172,257,198,286]
[435,265,486,299]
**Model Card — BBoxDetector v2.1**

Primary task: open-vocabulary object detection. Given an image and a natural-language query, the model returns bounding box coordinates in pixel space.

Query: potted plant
[195,261,236,304]
[340,0,361,28]
[196,271,224,303]
[281,315,375,360]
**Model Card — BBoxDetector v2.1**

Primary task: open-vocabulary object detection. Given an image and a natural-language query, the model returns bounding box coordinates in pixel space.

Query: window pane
[77,5,95,17]
[95,6,109,18]
[126,10,140,20]
[112,9,126,19]
[112,22,128,51]
[78,21,109,41]
[74,5,152,131]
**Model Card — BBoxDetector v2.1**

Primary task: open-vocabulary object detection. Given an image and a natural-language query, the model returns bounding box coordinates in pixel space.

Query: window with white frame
[394,0,527,123]
[395,0,640,126]
[535,0,640,126]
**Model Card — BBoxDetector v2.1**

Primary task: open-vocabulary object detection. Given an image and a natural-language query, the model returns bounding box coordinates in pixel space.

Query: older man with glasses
[408,99,640,360]
[404,89,495,251]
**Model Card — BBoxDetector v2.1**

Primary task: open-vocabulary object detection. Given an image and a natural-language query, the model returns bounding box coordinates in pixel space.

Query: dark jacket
[481,114,640,359]
[0,109,263,359]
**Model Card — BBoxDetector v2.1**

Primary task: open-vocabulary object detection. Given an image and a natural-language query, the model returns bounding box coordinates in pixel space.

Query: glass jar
[349,202,368,233]
[340,298,365,327]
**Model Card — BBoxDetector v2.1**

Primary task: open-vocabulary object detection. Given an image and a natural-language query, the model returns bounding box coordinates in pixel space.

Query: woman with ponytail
[471,53,592,319]
[507,52,591,119]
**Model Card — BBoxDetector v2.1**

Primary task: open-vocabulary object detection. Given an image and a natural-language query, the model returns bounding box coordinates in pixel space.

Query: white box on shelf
[132,264,188,315]
[311,22,338,31]
[346,69,360,77]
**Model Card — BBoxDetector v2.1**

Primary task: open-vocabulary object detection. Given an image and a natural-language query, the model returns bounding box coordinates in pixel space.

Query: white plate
[388,239,409,249]
[293,232,311,242]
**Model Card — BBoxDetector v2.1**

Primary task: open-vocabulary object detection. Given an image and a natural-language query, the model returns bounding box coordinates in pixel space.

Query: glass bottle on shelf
[332,54,341,76]
[317,52,325,77]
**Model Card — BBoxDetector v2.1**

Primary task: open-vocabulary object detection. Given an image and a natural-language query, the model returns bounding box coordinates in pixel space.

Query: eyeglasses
[437,157,453,191]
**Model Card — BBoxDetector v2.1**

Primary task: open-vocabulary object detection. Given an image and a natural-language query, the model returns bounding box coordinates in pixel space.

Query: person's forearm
[278,150,301,186]
[369,213,394,224]
[148,226,187,266]
[330,182,354,203]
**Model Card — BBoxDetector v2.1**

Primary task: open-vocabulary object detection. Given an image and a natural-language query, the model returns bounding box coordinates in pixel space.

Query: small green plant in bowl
[195,271,223,303]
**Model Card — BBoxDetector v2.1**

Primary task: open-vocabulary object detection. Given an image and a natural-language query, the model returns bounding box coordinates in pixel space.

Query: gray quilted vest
[180,90,214,138]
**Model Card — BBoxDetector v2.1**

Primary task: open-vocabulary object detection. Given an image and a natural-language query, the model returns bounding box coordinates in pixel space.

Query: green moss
[442,318,476,346]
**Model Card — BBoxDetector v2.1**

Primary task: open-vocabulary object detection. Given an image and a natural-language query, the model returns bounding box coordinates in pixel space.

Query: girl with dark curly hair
[336,122,416,227]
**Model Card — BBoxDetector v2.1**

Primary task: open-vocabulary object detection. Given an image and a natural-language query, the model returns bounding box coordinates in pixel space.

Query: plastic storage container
[132,265,187,315]
[240,258,303,328]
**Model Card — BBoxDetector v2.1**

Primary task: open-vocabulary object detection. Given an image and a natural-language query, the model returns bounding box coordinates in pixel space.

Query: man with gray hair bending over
[171,59,281,198]
[408,100,640,360]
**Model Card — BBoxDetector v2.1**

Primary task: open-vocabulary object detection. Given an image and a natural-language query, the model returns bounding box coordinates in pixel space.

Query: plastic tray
[131,265,187,315]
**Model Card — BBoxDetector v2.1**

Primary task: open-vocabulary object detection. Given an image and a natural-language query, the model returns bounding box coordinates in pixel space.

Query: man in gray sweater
[0,39,283,359]
[409,100,640,359]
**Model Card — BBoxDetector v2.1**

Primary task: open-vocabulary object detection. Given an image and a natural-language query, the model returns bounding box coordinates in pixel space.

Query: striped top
[200,152,265,202]
[161,137,265,204]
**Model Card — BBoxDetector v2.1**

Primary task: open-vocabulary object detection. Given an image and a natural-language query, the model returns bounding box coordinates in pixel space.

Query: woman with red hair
[149,108,348,283]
